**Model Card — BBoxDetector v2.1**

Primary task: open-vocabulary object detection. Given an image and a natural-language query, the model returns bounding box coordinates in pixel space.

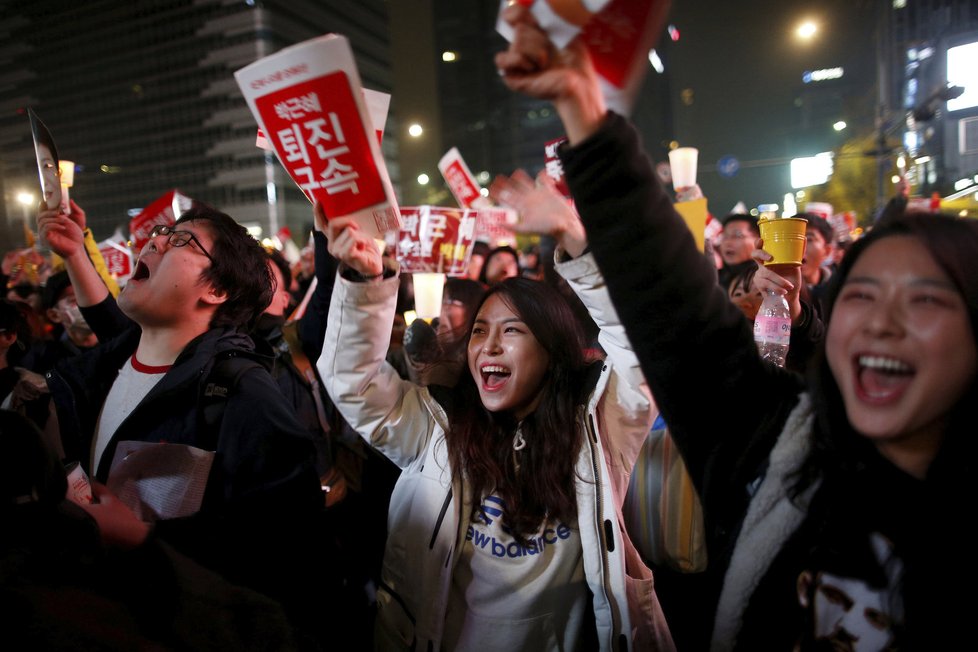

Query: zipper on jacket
[378,579,416,625]
[429,488,453,550]
[586,411,623,645]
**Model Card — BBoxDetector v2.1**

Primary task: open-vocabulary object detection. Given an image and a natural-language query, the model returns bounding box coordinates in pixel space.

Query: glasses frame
[149,224,215,264]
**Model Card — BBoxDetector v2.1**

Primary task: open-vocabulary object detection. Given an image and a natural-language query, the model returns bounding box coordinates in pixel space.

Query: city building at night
[0,0,394,245]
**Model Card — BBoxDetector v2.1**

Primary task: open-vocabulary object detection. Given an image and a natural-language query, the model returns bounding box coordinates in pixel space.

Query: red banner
[395,206,478,276]
[128,190,192,251]
[98,239,133,282]
[256,73,386,216]
[473,207,517,249]
[544,137,571,198]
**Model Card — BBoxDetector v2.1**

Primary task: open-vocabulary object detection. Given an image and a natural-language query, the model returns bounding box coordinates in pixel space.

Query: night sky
[660,0,878,215]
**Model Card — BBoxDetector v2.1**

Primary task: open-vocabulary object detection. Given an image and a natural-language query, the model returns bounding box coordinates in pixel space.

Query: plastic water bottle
[753,290,791,367]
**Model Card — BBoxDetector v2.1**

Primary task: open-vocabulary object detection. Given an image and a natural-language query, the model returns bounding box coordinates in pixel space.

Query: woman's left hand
[490,169,588,258]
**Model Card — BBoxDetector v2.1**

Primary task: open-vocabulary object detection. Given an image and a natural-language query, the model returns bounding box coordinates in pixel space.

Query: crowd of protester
[2,5,975,651]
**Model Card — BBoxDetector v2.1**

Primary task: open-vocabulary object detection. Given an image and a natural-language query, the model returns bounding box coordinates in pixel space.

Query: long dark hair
[447,277,593,541]
[803,212,978,647]
[804,211,978,482]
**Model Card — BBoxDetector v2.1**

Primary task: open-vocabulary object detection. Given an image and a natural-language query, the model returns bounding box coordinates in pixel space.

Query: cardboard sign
[362,88,391,145]
[438,147,489,209]
[804,201,834,220]
[255,88,391,151]
[473,206,518,248]
[128,190,193,251]
[544,137,571,198]
[235,34,400,237]
[497,0,671,114]
[395,206,478,276]
[828,211,856,242]
[98,238,134,284]
[497,0,613,50]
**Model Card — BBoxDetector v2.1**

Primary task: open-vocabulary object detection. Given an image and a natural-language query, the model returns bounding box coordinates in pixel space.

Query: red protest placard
[255,73,386,217]
[128,190,192,251]
[395,206,478,276]
[497,0,671,115]
[236,34,400,238]
[439,147,489,209]
[98,239,133,282]
[473,207,518,249]
[544,137,571,198]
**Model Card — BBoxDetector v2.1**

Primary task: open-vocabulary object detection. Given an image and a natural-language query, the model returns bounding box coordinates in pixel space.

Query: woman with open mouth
[318,199,672,651]
[492,5,978,650]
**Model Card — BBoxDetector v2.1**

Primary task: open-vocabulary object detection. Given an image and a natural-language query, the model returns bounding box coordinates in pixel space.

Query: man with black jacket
[39,201,333,648]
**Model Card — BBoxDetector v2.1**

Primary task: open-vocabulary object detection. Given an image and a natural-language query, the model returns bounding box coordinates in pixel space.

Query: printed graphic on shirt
[465,495,575,560]
[796,533,904,652]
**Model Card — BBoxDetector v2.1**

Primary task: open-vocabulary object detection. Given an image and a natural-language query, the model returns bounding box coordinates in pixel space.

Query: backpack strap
[197,352,265,445]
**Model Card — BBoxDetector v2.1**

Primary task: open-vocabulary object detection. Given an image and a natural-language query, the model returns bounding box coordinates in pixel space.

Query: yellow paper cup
[759,217,807,266]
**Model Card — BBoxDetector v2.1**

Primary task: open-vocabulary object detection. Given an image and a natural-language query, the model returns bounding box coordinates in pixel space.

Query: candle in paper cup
[59,160,75,187]
[65,461,93,505]
[668,147,698,191]
[413,272,446,320]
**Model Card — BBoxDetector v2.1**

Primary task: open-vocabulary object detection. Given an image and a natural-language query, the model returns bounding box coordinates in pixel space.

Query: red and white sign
[128,190,192,252]
[473,206,518,248]
[497,0,672,115]
[98,238,134,284]
[235,34,400,238]
[395,206,478,276]
[828,211,856,242]
[805,201,834,221]
[439,147,489,209]
[255,88,390,152]
[544,137,571,198]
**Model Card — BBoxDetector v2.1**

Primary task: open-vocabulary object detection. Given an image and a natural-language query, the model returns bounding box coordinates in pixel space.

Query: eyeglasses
[721,231,753,241]
[149,224,214,263]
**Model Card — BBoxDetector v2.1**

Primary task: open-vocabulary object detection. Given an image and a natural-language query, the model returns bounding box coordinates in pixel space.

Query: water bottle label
[753,316,791,345]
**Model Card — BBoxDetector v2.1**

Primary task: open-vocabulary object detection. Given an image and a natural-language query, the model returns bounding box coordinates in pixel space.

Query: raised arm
[38,200,111,308]
[297,203,340,361]
[496,8,804,487]
[316,217,437,468]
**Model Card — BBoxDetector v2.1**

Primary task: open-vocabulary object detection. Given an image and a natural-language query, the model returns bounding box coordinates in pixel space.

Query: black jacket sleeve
[297,230,338,362]
[559,113,805,527]
[81,294,135,343]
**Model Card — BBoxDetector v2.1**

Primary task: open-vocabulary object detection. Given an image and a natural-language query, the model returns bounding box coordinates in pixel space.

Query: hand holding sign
[495,3,606,145]
[235,34,401,238]
[325,216,384,279]
[38,202,85,260]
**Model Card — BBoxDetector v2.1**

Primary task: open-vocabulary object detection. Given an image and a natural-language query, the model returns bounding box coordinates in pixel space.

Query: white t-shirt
[91,355,169,472]
[442,493,588,651]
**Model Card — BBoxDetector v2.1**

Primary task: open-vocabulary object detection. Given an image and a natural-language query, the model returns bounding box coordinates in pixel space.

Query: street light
[833,120,847,131]
[408,123,423,138]
[796,21,817,40]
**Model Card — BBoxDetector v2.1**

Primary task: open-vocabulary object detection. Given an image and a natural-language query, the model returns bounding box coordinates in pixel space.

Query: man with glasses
[716,212,760,290]
[38,201,335,647]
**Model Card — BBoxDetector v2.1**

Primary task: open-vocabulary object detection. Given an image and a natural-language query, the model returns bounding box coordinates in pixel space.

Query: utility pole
[874,0,892,216]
